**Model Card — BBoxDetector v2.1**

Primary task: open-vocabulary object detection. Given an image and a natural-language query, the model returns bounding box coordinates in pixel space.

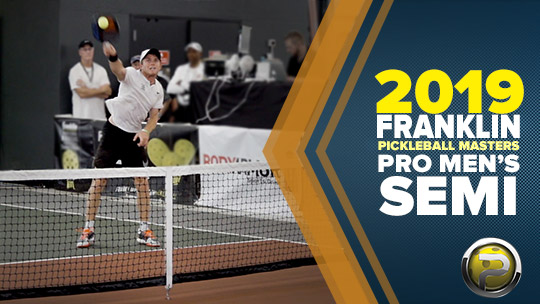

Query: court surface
[2,265,334,304]
[0,181,314,296]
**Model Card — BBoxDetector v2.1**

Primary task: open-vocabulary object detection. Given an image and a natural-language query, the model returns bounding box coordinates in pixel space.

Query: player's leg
[134,177,150,222]
[77,178,107,248]
[123,138,160,247]
[86,178,107,222]
[77,121,118,248]
[134,177,159,247]
[134,177,160,247]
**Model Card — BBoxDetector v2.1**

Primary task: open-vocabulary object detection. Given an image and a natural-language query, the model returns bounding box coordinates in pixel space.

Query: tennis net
[0,162,312,299]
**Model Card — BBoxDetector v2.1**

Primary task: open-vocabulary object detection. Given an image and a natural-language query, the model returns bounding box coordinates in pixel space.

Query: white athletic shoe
[77,227,95,248]
[137,228,160,247]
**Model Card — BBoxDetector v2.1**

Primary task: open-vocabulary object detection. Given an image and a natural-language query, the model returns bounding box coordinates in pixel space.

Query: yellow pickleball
[98,16,109,30]
[147,138,168,166]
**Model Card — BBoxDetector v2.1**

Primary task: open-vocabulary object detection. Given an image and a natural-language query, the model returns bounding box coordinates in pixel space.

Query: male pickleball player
[77,42,163,248]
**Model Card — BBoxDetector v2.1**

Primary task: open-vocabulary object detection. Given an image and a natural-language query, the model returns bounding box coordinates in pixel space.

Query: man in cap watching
[130,54,142,70]
[77,42,163,249]
[167,42,204,122]
[68,39,112,119]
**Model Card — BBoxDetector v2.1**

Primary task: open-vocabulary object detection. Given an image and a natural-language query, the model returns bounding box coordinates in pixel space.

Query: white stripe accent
[0,162,271,181]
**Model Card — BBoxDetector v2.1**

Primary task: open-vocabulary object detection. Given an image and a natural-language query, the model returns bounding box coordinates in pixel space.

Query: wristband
[142,128,149,134]
[108,54,118,62]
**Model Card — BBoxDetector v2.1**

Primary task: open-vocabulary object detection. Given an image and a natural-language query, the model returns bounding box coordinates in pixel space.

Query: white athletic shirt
[68,62,110,120]
[106,67,164,133]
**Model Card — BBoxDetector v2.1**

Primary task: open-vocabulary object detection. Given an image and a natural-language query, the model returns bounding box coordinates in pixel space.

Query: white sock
[85,220,95,229]
[139,221,149,231]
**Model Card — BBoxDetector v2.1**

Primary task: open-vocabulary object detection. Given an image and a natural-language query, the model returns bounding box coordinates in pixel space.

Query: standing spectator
[68,40,111,120]
[284,31,307,80]
[167,42,204,122]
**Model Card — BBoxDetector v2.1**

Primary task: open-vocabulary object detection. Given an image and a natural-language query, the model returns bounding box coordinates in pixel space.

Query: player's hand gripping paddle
[102,41,117,58]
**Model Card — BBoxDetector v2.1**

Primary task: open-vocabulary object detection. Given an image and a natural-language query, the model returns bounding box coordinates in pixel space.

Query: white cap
[185,42,203,53]
[140,48,161,61]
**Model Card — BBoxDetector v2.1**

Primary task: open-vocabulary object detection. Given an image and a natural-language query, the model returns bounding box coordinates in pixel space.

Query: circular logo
[462,238,521,298]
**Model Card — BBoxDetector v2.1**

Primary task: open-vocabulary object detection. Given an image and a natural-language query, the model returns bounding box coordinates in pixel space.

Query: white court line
[0,239,287,266]
[0,183,164,207]
[178,203,298,223]
[1,182,298,223]
[0,203,307,246]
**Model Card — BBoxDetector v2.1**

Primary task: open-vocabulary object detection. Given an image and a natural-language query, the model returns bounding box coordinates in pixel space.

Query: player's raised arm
[102,42,126,81]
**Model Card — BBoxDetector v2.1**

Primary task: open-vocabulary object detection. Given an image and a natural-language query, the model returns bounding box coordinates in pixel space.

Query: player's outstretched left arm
[133,108,159,147]
[103,42,126,81]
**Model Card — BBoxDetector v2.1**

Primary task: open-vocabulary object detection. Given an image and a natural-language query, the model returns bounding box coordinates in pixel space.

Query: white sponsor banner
[197,125,293,219]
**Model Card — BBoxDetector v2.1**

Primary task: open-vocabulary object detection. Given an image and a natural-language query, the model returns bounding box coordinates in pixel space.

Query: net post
[165,168,173,300]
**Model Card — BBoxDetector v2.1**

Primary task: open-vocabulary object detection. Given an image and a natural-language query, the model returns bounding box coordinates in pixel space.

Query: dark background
[0,0,312,170]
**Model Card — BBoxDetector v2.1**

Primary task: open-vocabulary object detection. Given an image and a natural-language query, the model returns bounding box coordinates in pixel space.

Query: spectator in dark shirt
[284,31,307,81]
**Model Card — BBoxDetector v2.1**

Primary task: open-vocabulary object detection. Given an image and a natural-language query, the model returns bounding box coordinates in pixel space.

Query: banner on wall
[197,125,292,219]
[145,123,199,204]
[54,116,199,203]
[54,115,104,171]
[54,115,105,191]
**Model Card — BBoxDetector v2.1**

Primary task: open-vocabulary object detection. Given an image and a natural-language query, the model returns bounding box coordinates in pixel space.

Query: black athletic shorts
[94,121,146,168]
